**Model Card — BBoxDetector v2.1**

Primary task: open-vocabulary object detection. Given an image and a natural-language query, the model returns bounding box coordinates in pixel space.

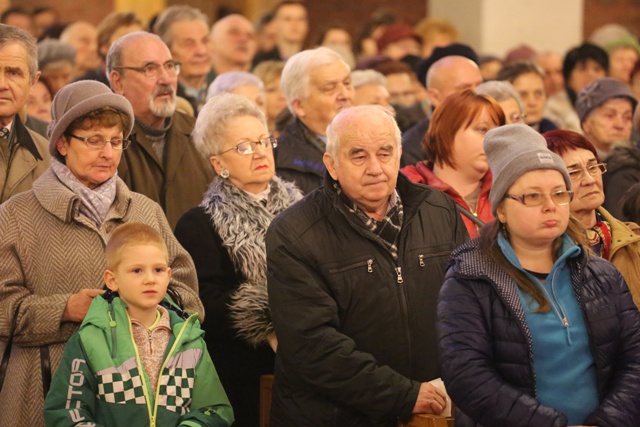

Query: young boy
[44,223,233,427]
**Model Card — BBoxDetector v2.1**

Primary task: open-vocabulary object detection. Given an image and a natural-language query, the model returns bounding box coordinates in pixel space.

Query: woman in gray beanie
[437,124,640,427]
[0,80,203,427]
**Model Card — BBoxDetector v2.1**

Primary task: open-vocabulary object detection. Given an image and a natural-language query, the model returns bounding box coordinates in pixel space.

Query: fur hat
[48,80,134,157]
[484,124,571,215]
[575,77,637,124]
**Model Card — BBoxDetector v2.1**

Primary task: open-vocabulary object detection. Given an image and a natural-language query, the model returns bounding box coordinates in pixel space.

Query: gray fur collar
[201,175,302,345]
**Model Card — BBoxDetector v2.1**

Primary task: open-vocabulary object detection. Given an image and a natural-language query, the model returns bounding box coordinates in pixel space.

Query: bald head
[210,14,256,73]
[426,55,482,107]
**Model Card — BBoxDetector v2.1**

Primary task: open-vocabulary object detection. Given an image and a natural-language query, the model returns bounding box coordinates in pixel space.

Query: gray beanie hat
[48,80,135,157]
[484,124,571,215]
[37,39,76,69]
[575,77,637,124]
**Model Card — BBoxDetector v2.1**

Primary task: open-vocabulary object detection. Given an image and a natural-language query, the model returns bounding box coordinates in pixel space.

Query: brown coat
[0,168,204,427]
[0,115,50,203]
[117,111,214,229]
[599,207,640,309]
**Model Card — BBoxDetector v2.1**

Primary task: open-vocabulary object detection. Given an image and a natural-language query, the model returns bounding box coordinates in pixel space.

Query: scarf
[51,158,117,226]
[333,181,404,260]
[201,175,303,345]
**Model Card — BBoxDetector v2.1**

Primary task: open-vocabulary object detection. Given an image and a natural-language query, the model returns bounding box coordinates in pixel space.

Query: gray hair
[106,31,163,81]
[206,71,265,101]
[350,69,387,89]
[281,46,350,114]
[153,6,209,48]
[326,105,400,164]
[37,39,76,70]
[0,24,38,82]
[476,80,524,114]
[193,92,268,159]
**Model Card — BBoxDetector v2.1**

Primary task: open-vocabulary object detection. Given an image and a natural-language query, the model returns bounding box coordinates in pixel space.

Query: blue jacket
[437,238,640,427]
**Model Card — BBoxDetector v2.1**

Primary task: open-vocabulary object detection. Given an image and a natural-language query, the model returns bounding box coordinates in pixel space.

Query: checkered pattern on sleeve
[156,348,203,414]
[96,358,146,405]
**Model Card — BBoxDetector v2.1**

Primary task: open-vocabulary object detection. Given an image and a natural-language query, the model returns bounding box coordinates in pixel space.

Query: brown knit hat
[48,80,134,157]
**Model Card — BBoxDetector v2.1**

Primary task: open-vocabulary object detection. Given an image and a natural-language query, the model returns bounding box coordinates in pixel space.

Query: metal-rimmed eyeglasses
[113,61,181,79]
[70,134,130,150]
[219,137,278,155]
[566,163,607,181]
[508,112,527,123]
[505,190,574,207]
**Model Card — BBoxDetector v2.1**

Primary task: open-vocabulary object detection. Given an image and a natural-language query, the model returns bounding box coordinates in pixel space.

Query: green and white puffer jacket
[44,292,234,427]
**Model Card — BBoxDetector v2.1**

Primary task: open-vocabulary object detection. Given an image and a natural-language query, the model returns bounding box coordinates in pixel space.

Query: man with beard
[107,31,213,229]
[209,14,257,77]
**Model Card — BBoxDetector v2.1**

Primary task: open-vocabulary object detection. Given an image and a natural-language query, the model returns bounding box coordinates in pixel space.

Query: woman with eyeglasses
[401,89,505,238]
[438,124,640,427]
[544,129,640,309]
[174,93,302,427]
[0,81,203,426]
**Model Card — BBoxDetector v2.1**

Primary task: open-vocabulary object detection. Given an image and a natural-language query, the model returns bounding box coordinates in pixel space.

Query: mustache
[152,85,175,98]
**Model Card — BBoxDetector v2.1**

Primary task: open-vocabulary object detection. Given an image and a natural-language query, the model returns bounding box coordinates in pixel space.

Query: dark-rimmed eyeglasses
[70,134,130,150]
[566,163,607,181]
[219,137,278,155]
[114,61,181,79]
[505,190,574,207]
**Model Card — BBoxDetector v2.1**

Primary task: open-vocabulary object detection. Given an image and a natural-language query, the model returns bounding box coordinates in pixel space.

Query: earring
[501,222,509,238]
[220,168,230,178]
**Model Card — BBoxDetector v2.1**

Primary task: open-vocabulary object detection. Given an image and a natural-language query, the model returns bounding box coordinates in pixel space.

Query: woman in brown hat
[0,80,202,427]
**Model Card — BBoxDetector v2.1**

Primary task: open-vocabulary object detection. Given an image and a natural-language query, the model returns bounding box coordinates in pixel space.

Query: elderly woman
[544,129,640,308]
[174,93,302,427]
[206,71,266,114]
[401,89,505,238]
[438,124,640,427]
[253,60,288,133]
[0,80,202,427]
[476,80,526,124]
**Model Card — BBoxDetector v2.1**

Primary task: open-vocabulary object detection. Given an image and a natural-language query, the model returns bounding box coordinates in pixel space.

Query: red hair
[543,129,600,162]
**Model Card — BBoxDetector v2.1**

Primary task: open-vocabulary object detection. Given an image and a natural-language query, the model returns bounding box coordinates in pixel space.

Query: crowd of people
[1,1,640,427]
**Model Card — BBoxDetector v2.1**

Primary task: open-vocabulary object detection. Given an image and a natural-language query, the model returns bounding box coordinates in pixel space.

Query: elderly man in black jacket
[266,105,468,427]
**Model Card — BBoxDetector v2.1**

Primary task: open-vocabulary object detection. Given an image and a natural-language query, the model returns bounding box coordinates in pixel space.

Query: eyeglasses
[508,112,527,123]
[70,134,130,150]
[114,61,181,79]
[505,190,574,207]
[219,137,278,155]
[566,163,607,181]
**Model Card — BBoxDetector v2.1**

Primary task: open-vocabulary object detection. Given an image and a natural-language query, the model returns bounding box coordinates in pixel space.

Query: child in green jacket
[44,222,233,427]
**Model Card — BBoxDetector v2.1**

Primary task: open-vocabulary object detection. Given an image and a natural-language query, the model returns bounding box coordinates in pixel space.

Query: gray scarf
[201,175,302,345]
[51,158,117,226]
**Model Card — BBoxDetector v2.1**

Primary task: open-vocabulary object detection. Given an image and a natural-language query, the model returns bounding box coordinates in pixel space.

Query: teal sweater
[44,293,234,427]
[499,234,598,425]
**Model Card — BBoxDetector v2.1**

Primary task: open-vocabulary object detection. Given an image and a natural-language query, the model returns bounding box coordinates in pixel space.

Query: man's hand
[412,382,447,415]
[62,289,105,322]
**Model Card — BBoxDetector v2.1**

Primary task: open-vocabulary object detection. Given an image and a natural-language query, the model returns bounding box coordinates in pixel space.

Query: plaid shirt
[333,181,404,259]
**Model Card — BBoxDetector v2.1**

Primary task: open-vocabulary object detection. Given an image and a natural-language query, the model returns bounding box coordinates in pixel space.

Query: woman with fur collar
[174,93,302,427]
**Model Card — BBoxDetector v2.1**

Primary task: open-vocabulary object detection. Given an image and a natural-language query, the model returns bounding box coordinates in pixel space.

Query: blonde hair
[105,222,168,270]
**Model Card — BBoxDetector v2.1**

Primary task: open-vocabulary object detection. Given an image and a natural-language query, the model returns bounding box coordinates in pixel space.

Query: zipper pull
[418,254,425,267]
[367,259,373,273]
[150,415,156,427]
[395,267,404,284]
[562,317,569,327]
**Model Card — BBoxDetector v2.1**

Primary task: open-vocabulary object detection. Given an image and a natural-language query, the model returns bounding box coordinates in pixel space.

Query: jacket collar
[14,114,44,161]
[32,168,133,223]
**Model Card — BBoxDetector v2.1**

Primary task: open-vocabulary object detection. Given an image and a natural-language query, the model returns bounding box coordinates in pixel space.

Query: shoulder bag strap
[0,301,24,392]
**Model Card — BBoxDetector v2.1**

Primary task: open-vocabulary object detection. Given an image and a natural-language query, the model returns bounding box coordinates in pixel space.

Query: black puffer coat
[267,173,468,427]
[438,239,640,427]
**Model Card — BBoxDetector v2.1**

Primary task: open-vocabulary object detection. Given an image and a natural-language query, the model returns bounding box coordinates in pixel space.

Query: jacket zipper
[328,258,375,274]
[151,314,195,425]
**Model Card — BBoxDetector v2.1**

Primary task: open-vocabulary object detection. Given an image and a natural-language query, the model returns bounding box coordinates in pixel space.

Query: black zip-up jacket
[438,239,640,427]
[266,173,468,426]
